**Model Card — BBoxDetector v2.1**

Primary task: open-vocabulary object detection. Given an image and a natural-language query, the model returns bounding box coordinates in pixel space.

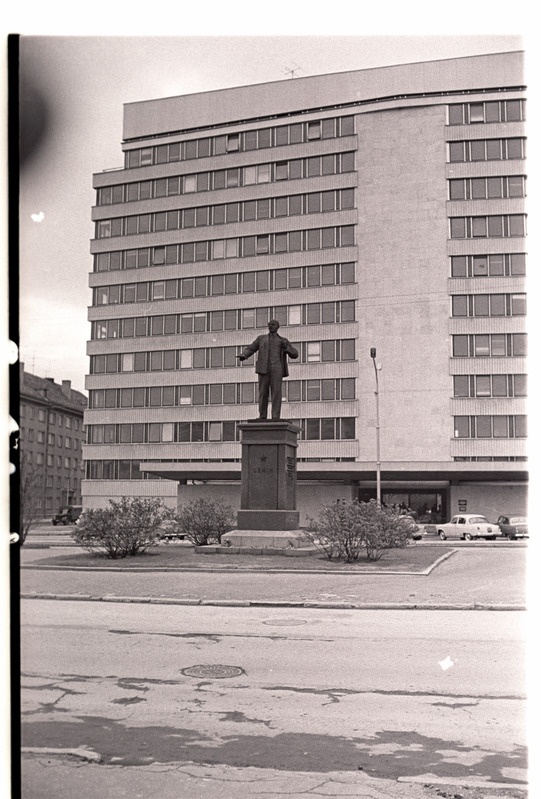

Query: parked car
[157,520,186,542]
[402,517,423,540]
[436,514,502,541]
[496,515,528,540]
[52,505,83,526]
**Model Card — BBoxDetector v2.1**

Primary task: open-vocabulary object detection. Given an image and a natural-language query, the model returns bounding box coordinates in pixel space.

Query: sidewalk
[18,540,528,610]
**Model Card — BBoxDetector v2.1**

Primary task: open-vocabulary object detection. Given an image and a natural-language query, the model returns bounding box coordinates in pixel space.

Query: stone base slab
[221,528,310,549]
[236,509,300,530]
[195,543,319,557]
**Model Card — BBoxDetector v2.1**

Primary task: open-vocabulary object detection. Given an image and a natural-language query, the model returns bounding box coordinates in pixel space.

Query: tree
[72,496,168,559]
[19,453,45,545]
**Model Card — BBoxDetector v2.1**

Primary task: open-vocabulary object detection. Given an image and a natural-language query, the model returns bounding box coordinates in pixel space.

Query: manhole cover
[263,618,308,626]
[181,664,245,679]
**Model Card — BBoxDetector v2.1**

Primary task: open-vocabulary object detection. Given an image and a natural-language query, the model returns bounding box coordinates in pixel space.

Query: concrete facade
[83,51,527,524]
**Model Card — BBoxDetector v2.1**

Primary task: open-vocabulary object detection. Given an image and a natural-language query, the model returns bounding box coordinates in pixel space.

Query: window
[454,417,470,438]
[306,342,320,362]
[514,375,527,397]
[515,416,527,437]
[475,376,491,397]
[490,335,506,357]
[453,336,469,357]
[454,376,469,397]
[452,296,468,317]
[307,121,321,140]
[492,375,508,397]
[275,162,288,180]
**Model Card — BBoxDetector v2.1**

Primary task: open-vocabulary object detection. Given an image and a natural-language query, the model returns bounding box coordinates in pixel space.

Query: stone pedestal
[222,420,309,549]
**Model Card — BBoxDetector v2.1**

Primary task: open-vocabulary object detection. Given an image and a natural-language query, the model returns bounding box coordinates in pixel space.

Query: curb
[20,593,526,611]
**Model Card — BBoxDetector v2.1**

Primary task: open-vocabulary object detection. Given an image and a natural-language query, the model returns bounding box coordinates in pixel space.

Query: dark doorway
[355,489,447,523]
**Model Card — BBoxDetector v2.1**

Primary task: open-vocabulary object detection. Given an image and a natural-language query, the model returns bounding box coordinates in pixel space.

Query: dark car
[496,515,528,540]
[52,505,83,526]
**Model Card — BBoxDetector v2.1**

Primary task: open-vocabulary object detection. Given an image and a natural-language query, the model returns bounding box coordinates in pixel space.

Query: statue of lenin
[237,320,299,420]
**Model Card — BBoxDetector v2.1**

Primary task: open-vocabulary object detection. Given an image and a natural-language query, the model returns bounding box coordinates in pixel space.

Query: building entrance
[356,489,446,523]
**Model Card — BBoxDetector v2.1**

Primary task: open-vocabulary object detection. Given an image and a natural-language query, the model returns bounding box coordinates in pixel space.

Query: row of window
[450,253,525,278]
[85,450,527,480]
[448,100,525,126]
[19,404,82,429]
[91,300,356,341]
[454,456,527,462]
[453,374,526,398]
[22,429,80,449]
[88,377,356,411]
[123,116,356,170]
[93,262,356,307]
[96,187,356,239]
[449,215,525,239]
[451,293,526,318]
[38,492,82,510]
[46,476,80,490]
[452,333,526,358]
[87,416,356,446]
[99,151,356,208]
[94,225,356,272]
[89,339,356,374]
[448,175,525,201]
[31,453,81,468]
[448,138,525,163]
[85,452,359,481]
[454,415,526,438]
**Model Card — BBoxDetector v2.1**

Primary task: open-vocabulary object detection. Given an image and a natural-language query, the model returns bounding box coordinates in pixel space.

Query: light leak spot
[438,655,454,671]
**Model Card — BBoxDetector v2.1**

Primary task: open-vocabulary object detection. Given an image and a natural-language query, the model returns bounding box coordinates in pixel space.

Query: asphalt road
[19,598,528,799]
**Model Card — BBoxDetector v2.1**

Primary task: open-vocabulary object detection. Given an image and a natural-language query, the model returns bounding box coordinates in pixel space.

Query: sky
[14,32,527,394]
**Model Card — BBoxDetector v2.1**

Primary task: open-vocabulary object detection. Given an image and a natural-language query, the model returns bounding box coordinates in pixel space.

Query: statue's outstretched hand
[237,354,246,361]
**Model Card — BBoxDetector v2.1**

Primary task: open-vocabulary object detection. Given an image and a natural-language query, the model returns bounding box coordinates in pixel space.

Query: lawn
[29,541,453,574]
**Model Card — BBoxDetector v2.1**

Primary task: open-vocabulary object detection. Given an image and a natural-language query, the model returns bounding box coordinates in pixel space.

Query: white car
[436,514,502,541]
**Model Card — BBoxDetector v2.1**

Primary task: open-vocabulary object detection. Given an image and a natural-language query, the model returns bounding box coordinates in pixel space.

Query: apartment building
[19,366,87,516]
[84,50,527,524]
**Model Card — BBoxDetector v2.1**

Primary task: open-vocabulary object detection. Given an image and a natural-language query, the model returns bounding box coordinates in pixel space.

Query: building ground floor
[82,461,528,528]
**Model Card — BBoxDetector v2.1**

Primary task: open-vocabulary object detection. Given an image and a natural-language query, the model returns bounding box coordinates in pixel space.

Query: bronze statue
[237,320,299,420]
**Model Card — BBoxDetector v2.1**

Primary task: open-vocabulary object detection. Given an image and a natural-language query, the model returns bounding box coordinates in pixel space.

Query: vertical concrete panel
[356,104,452,462]
[448,483,528,522]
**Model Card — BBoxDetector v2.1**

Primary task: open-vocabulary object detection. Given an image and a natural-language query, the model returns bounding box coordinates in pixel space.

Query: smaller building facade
[19,365,87,516]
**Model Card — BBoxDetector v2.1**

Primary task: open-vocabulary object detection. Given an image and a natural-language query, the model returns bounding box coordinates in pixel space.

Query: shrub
[72,496,168,558]
[168,498,235,546]
[307,500,365,562]
[307,499,417,562]
[358,501,417,561]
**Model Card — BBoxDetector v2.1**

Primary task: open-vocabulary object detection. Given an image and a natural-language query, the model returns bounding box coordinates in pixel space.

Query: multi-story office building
[84,50,527,524]
[19,366,87,516]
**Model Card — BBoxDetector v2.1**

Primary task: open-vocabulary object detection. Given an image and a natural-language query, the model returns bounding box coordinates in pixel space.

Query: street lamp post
[370,348,382,506]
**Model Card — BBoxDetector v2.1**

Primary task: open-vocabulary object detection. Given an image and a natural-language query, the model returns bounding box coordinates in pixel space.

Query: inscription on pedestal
[248,446,278,508]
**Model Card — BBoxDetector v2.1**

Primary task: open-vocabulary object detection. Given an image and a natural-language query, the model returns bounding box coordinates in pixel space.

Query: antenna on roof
[282,64,303,79]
